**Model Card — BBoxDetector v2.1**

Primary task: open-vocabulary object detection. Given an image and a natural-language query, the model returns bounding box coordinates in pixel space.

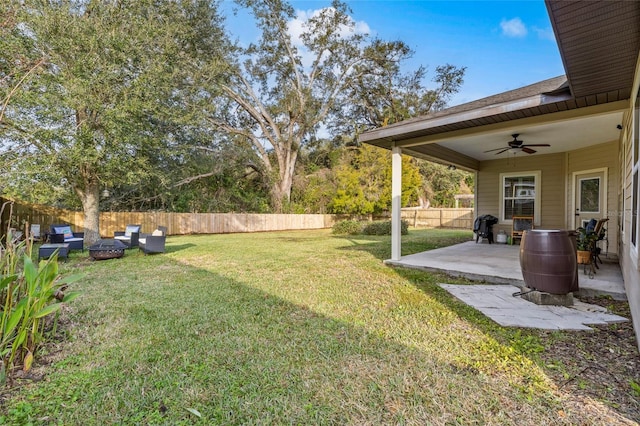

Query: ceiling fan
[484,134,550,155]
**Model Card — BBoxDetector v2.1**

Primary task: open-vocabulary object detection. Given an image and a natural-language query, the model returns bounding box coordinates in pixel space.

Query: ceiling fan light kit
[484,134,550,155]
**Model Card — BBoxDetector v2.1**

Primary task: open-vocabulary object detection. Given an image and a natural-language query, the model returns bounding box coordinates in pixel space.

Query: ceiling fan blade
[521,144,550,147]
[522,147,537,154]
[494,148,511,155]
[484,147,508,153]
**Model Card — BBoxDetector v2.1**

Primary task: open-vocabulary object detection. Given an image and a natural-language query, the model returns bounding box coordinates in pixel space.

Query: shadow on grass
[164,242,196,253]
[333,231,544,356]
[2,244,583,426]
[332,229,473,262]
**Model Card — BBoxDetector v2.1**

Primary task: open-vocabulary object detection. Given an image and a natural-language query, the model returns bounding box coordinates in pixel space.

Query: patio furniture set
[38,224,167,261]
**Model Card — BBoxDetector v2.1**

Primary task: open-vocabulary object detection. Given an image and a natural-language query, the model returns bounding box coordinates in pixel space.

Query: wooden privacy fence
[400,208,474,229]
[1,198,474,238]
[98,212,339,237]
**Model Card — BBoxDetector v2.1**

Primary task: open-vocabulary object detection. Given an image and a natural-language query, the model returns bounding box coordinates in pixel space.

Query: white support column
[391,144,402,261]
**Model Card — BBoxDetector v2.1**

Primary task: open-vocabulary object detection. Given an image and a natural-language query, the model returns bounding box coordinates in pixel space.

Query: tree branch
[172,171,219,188]
[0,57,47,124]
[206,116,272,173]
[220,82,281,148]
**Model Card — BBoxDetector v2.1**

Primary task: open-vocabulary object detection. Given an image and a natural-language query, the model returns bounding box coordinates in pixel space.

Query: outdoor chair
[49,224,84,251]
[114,224,141,248]
[138,226,167,254]
[589,218,609,268]
[7,228,23,245]
[30,224,42,242]
[511,216,534,245]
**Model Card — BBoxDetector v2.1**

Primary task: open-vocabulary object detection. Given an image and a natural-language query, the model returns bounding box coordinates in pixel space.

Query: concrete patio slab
[440,284,628,330]
[386,240,626,301]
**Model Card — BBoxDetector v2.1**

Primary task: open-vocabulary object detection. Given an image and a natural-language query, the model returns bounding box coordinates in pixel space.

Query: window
[500,171,541,223]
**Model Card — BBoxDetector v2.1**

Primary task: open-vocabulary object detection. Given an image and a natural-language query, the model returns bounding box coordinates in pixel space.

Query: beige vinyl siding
[621,114,634,256]
[566,140,619,256]
[476,152,566,237]
[618,135,626,244]
[620,84,640,352]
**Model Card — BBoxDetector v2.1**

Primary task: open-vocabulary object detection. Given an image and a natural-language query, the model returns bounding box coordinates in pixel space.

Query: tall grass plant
[0,202,81,382]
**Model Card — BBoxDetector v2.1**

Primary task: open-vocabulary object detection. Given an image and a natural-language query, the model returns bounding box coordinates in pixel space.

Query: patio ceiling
[359,77,626,171]
[420,108,624,166]
[358,0,640,172]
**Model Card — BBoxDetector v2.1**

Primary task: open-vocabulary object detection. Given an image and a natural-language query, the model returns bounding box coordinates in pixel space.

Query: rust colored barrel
[519,229,578,294]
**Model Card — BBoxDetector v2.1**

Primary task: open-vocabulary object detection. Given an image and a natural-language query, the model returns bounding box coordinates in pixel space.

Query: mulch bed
[537,297,640,423]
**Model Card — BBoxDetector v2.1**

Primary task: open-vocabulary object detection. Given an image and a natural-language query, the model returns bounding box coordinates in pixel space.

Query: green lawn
[0,229,603,424]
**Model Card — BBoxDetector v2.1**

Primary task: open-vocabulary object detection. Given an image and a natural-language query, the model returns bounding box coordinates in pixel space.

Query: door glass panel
[579,178,600,213]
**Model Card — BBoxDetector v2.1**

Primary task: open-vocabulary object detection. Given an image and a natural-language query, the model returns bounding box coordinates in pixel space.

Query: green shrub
[332,220,363,235]
[362,220,409,236]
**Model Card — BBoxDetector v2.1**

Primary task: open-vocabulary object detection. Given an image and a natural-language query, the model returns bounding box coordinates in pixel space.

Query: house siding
[477,153,566,237]
[566,140,619,256]
[620,69,640,351]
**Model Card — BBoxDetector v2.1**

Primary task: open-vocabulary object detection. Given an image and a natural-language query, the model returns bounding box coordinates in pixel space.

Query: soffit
[546,0,640,99]
[358,75,626,147]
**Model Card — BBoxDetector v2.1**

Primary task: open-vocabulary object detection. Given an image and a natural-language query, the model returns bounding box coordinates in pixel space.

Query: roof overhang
[547,0,640,99]
[359,1,640,171]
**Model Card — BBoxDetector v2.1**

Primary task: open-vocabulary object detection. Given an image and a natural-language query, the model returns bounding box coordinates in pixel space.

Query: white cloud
[352,19,371,36]
[287,10,308,47]
[500,17,527,38]
[288,7,371,47]
[534,26,556,41]
[287,8,371,69]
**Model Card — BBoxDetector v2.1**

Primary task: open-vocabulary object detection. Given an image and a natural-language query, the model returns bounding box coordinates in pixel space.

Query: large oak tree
[209,0,434,211]
[0,0,229,243]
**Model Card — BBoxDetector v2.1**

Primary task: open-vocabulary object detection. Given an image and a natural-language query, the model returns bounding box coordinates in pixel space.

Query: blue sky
[222,0,565,107]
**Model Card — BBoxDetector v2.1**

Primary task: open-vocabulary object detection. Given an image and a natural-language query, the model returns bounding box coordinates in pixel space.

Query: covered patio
[386,240,626,301]
[358,1,639,262]
[358,1,640,343]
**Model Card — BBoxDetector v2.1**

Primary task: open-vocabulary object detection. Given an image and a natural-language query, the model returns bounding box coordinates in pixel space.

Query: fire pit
[89,239,127,260]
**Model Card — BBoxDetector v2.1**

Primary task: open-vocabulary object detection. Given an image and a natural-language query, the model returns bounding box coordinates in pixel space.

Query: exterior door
[574,170,606,229]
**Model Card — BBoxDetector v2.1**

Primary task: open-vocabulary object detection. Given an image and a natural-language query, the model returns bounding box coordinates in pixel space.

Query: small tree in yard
[329,144,422,214]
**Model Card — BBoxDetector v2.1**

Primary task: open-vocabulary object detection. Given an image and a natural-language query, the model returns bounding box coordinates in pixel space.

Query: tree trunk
[77,181,101,246]
[270,183,286,213]
[270,150,298,213]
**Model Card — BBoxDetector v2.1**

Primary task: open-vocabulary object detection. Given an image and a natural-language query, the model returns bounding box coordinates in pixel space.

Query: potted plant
[576,227,597,264]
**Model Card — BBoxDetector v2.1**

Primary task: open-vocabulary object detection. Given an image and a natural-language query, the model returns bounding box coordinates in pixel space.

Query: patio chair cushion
[124,225,141,237]
[30,224,41,240]
[64,237,84,243]
[137,229,164,244]
[53,225,73,239]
